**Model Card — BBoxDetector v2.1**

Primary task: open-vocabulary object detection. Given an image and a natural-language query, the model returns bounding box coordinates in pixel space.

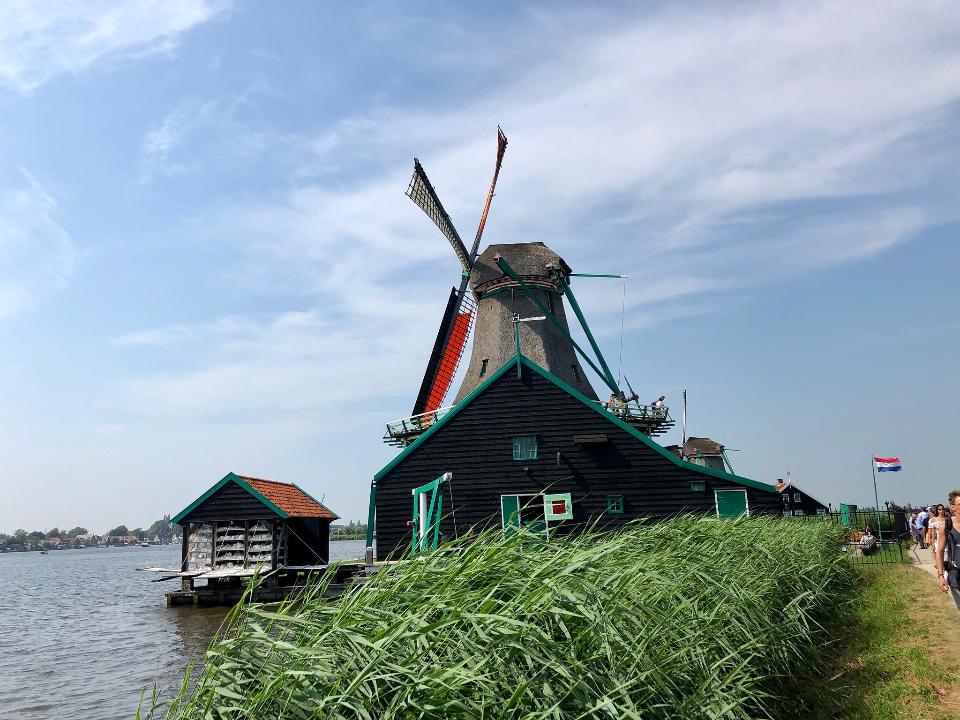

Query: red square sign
[551,500,567,515]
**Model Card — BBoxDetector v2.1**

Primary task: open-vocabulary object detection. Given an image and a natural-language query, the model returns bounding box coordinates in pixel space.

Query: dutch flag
[874,457,902,472]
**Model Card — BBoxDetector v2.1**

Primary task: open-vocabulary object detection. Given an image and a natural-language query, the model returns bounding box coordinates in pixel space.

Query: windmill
[384,130,675,446]
[405,127,508,419]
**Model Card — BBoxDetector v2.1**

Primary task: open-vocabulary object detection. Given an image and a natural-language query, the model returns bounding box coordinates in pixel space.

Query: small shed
[172,472,338,574]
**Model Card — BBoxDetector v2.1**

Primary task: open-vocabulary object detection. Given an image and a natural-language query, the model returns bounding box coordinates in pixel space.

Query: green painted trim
[366,481,376,548]
[495,256,618,395]
[514,322,521,378]
[172,472,291,525]
[557,274,619,393]
[291,483,340,520]
[374,359,519,482]
[374,355,776,494]
[606,496,624,514]
[517,359,777,494]
[544,492,573,521]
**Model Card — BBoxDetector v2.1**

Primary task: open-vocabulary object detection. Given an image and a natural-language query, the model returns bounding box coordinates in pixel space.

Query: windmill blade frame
[406,159,471,274]
[408,128,509,416]
[411,288,476,416]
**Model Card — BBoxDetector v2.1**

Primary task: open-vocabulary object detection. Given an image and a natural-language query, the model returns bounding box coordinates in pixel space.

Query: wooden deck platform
[157,561,372,607]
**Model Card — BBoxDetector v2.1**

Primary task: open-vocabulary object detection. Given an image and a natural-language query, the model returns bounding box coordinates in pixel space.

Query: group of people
[909,506,943,550]
[910,492,960,611]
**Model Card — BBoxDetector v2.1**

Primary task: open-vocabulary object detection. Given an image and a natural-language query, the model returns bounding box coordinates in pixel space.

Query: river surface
[0,540,366,720]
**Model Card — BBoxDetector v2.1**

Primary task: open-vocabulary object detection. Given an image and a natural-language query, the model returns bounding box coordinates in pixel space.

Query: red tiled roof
[238,476,338,520]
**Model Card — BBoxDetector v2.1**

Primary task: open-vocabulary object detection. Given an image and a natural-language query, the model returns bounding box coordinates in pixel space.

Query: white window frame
[500,493,552,538]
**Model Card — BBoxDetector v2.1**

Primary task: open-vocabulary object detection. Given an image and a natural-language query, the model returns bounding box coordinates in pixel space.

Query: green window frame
[606,496,624,514]
[690,480,706,492]
[479,358,488,378]
[512,436,538,461]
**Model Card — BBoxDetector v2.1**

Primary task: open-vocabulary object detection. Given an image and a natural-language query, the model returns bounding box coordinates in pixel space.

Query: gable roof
[375,355,776,494]
[238,476,338,519]
[172,472,338,525]
[778,482,829,509]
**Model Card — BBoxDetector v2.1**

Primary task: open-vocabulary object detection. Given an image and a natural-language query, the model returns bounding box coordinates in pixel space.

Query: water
[0,540,366,719]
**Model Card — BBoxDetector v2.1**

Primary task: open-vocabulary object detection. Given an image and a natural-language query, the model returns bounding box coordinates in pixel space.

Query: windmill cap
[472,242,572,293]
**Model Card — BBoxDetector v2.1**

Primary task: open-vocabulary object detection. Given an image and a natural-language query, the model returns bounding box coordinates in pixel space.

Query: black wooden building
[774,480,830,517]
[369,356,780,560]
[172,472,338,574]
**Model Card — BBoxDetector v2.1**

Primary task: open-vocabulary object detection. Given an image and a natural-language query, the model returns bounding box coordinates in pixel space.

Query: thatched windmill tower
[453,242,596,402]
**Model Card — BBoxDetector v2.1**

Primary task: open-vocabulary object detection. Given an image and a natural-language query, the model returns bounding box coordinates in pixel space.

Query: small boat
[141,542,150,547]
[39,550,49,555]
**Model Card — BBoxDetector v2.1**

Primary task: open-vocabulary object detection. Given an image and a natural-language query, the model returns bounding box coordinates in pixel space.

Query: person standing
[909,511,919,545]
[917,507,930,549]
[935,491,960,611]
[929,505,947,565]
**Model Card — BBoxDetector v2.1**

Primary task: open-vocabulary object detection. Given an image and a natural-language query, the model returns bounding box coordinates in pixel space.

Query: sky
[0,0,958,533]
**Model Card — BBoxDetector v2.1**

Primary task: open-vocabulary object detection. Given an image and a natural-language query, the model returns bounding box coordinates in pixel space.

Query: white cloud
[109,308,437,422]
[114,0,960,425]
[0,0,230,93]
[0,170,73,319]
[139,79,279,182]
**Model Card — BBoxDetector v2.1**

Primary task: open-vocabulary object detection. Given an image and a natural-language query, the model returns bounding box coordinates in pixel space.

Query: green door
[501,495,521,536]
[716,489,748,519]
[411,473,448,556]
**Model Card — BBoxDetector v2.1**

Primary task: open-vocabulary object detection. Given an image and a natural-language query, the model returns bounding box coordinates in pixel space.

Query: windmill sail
[407,160,471,274]
[408,129,508,416]
[470,127,508,258]
[412,289,477,416]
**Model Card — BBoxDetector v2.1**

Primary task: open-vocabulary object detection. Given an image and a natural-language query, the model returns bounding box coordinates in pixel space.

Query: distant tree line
[329,521,367,540]
[0,515,178,552]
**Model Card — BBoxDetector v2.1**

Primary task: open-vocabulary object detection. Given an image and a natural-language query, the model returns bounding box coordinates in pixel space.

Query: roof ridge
[238,475,289,486]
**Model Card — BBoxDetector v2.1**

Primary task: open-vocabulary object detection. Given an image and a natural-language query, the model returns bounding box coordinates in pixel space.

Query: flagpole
[871,455,882,541]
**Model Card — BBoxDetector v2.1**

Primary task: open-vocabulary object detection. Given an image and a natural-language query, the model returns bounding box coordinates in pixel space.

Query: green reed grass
[157,515,854,719]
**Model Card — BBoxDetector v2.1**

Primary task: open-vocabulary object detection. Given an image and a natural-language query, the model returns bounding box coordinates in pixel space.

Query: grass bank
[155,516,855,719]
[790,564,960,720]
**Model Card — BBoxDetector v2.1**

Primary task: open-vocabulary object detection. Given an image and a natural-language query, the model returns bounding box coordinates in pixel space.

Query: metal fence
[785,508,908,565]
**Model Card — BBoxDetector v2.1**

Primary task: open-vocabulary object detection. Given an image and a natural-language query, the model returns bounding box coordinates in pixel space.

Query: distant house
[774,480,829,517]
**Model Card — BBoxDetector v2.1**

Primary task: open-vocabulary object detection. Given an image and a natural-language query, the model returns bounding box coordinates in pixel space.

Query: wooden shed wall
[179,482,277,523]
[286,517,332,564]
[375,364,780,559]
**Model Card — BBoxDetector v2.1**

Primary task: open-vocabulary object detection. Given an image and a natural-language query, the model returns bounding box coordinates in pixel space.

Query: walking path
[910,542,938,577]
